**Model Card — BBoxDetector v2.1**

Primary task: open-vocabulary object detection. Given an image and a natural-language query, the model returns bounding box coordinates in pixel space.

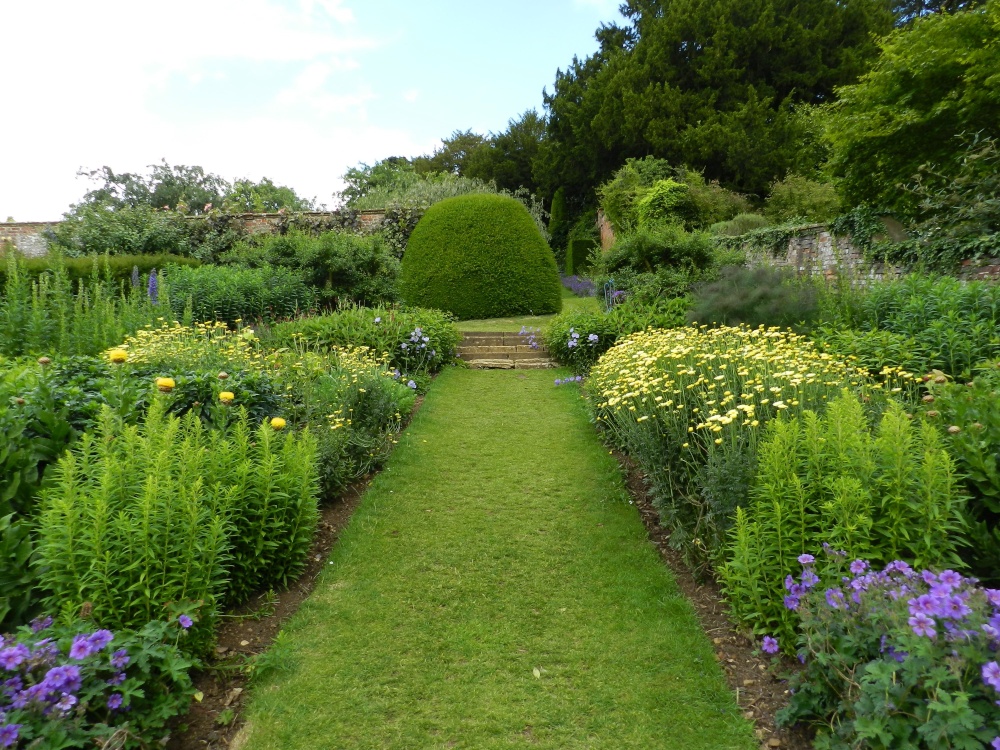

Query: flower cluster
[555,376,584,386]
[0,617,194,748]
[561,275,595,297]
[108,320,268,372]
[519,326,541,351]
[565,328,600,350]
[773,550,1000,748]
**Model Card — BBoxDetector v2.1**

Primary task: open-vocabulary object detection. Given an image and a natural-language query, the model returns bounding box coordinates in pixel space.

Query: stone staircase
[457,331,557,370]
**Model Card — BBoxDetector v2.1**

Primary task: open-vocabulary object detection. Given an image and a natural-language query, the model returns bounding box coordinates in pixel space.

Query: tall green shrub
[722,393,964,643]
[400,194,561,320]
[36,403,319,642]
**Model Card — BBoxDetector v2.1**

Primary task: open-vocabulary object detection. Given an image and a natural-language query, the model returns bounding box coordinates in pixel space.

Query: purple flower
[69,635,93,660]
[922,570,938,586]
[554,379,562,386]
[567,339,577,348]
[800,569,820,589]
[374,317,381,324]
[87,630,114,651]
[107,693,124,711]
[178,614,193,629]
[784,595,800,611]
[400,342,408,350]
[909,595,937,616]
[909,613,937,639]
[54,692,77,713]
[407,380,417,390]
[761,636,779,654]
[825,588,846,609]
[849,559,868,575]
[110,649,130,669]
[798,554,815,565]
[938,570,962,588]
[0,724,20,747]
[0,645,30,670]
[30,616,53,633]
[984,661,1000,692]
[107,672,126,686]
[942,595,972,620]
[3,677,22,697]
[985,589,1000,608]
[992,737,1000,750]
[42,665,81,693]
[147,269,158,305]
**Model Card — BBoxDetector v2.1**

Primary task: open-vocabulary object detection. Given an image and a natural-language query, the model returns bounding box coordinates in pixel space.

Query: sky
[0,0,623,221]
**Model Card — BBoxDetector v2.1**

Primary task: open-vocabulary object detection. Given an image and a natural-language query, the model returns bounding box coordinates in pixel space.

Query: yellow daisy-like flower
[270,417,286,430]
[109,349,128,364]
[155,377,175,393]
[219,391,235,404]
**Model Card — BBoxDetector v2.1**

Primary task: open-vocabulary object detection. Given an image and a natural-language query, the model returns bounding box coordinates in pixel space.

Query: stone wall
[0,210,387,257]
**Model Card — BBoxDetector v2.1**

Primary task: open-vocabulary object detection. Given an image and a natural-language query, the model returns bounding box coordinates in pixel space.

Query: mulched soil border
[616,450,814,750]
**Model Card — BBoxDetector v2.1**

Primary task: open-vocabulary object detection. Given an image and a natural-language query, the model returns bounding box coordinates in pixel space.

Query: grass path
[236,369,754,750]
[457,290,600,332]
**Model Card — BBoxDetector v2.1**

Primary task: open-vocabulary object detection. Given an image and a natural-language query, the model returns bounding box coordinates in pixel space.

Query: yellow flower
[219,391,235,404]
[155,377,175,393]
[109,349,128,364]
[270,417,286,430]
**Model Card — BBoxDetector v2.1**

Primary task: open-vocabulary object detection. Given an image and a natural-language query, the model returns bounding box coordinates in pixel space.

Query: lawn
[234,369,754,750]
[457,289,600,332]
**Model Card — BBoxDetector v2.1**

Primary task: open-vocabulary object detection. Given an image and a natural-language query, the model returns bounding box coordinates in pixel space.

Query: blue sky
[1,0,622,220]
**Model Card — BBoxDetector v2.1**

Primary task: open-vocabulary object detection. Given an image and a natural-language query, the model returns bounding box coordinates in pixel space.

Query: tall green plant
[721,393,965,643]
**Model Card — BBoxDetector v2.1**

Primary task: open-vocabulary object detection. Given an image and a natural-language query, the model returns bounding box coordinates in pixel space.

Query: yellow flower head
[270,417,287,430]
[155,377,175,393]
[219,391,235,404]
[109,349,128,364]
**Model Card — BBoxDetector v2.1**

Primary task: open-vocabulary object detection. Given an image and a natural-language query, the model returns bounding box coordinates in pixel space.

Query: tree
[223,178,316,213]
[537,0,897,204]
[75,160,230,214]
[463,110,547,194]
[412,130,488,176]
[824,0,1000,214]
[338,158,419,207]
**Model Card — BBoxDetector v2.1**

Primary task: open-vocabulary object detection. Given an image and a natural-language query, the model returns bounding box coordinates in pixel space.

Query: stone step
[459,331,534,347]
[456,350,552,361]
[456,344,549,355]
[465,358,557,370]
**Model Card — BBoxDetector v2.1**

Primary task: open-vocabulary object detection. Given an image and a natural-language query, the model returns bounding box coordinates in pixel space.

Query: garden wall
[0,210,387,257]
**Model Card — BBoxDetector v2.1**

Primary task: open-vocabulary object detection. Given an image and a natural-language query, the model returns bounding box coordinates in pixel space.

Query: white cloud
[571,0,622,14]
[403,89,420,103]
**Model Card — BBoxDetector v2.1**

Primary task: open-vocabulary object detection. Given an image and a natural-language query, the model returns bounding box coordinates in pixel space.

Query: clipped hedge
[399,194,561,320]
[565,237,596,276]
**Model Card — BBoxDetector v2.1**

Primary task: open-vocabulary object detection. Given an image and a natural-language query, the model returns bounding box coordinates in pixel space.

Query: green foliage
[817,273,1000,378]
[565,237,596,276]
[400,195,561,320]
[461,109,547,195]
[412,129,489,176]
[543,297,690,373]
[636,179,692,228]
[814,328,927,374]
[540,0,894,204]
[722,394,965,643]
[764,175,841,223]
[824,0,1000,214]
[165,264,316,326]
[1,617,199,748]
[75,160,229,214]
[778,556,1000,750]
[222,177,316,213]
[548,186,569,257]
[266,306,460,376]
[688,265,820,332]
[37,402,319,645]
[0,253,166,358]
[0,252,199,288]
[598,224,715,276]
[222,230,399,307]
[51,203,195,257]
[709,213,773,237]
[922,368,1000,584]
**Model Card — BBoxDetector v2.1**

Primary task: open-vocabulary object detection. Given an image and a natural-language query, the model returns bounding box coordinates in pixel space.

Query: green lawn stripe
[238,369,754,750]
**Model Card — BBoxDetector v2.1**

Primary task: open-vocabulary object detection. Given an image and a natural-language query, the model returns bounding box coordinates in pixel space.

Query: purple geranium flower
[178,614,193,629]
[985,589,1000,608]
[909,613,937,639]
[0,645,30,670]
[30,616,53,633]
[68,636,93,660]
[825,588,846,609]
[0,724,21,747]
[984,661,1000,692]
[54,692,77,713]
[938,570,962,588]
[800,569,820,589]
[107,693,123,711]
[784,595,800,611]
[87,630,114,651]
[761,636,779,654]
[850,559,868,575]
[110,649,130,669]
[798,554,815,565]
[407,380,416,390]
[42,665,81,693]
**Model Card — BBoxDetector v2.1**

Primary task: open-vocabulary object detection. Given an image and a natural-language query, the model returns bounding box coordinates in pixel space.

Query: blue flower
[407,380,416,389]
[374,316,381,324]
[110,649,130,669]
[909,612,936,639]
[107,693,124,711]
[0,724,21,747]
[798,554,815,565]
[983,660,1000,692]
[178,614,193,629]
[761,636,779,654]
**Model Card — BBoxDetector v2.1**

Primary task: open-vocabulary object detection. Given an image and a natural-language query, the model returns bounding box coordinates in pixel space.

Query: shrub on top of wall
[399,194,561,320]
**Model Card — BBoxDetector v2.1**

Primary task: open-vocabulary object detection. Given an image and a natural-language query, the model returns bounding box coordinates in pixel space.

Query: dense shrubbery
[165,264,316,327]
[763,175,841,224]
[688,265,820,332]
[266,306,460,378]
[222,230,400,307]
[587,326,907,565]
[0,252,199,288]
[543,297,690,374]
[400,194,561,320]
[816,274,1000,379]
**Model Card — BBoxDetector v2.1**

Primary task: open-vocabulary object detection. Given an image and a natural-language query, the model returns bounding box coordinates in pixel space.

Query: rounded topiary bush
[400,194,562,320]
